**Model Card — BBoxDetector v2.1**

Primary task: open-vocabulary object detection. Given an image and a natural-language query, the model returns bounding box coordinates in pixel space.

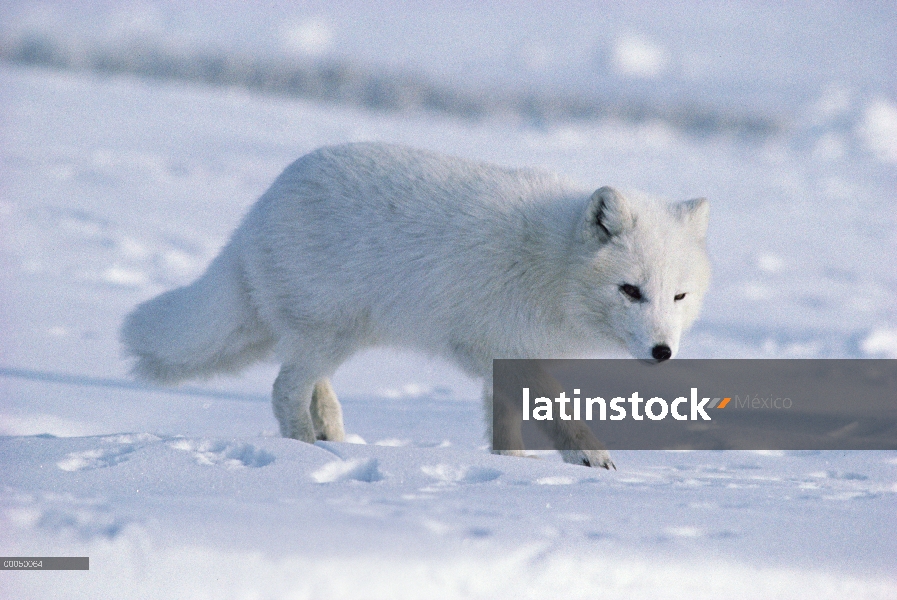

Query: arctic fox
[122,143,710,468]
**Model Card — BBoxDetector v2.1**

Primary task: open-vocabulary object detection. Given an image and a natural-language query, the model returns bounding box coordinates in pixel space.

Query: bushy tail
[121,245,274,384]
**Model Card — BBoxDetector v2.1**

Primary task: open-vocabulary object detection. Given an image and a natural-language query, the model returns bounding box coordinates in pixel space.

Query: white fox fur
[122,143,710,468]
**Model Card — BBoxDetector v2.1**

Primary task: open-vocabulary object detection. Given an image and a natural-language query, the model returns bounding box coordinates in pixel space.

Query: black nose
[652,344,672,361]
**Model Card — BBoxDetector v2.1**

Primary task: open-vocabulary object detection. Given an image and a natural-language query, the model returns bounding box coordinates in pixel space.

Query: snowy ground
[2,2,896,598]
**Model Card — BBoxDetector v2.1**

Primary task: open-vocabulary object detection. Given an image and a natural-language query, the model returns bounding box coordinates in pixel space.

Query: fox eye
[619,284,642,301]
[674,293,686,301]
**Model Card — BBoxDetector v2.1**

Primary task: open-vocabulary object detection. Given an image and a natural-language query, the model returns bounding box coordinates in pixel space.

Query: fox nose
[651,344,672,361]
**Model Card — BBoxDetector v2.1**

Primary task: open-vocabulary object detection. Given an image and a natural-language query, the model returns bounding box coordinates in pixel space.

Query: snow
[859,98,897,163]
[610,35,669,79]
[1,1,896,597]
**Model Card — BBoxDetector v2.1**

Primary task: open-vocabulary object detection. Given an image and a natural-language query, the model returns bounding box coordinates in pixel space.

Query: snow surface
[1,1,896,598]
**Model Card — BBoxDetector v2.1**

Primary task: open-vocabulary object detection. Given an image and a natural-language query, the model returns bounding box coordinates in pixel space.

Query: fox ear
[585,187,633,242]
[672,197,709,240]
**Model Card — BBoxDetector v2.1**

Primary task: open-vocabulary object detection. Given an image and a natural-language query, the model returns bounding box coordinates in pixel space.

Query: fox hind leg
[311,378,345,441]
[272,364,346,443]
[272,364,315,442]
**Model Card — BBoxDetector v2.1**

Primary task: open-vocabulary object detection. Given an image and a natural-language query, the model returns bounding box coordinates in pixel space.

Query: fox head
[569,186,710,361]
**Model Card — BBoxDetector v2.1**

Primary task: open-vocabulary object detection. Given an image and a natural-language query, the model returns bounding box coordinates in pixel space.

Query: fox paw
[562,449,615,470]
[493,449,528,458]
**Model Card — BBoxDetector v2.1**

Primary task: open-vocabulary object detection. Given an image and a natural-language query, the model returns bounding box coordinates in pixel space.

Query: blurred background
[2,1,895,135]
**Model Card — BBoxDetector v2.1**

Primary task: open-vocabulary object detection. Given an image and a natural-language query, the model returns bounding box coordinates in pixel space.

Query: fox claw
[563,450,615,470]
